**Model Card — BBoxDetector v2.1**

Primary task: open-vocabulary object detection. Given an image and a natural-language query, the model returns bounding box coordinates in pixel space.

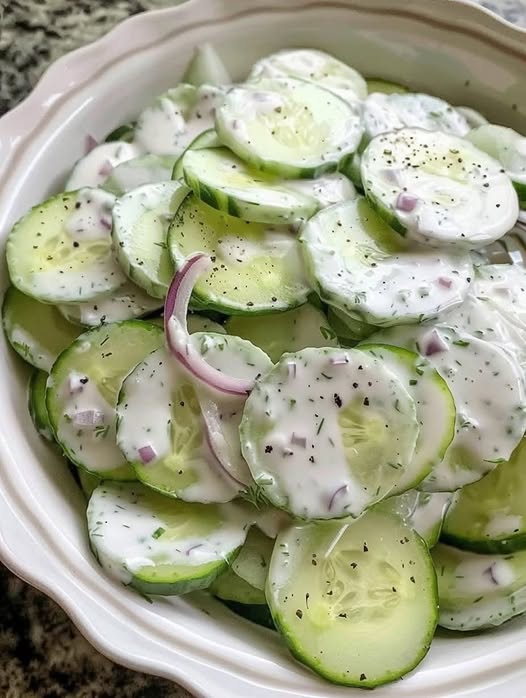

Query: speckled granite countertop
[1,0,526,696]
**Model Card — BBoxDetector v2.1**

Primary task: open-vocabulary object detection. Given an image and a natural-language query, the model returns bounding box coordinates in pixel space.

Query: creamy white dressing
[453,556,515,595]
[66,142,140,191]
[485,513,523,537]
[10,326,54,372]
[216,226,302,266]
[241,348,419,519]
[57,371,124,472]
[134,85,222,156]
[87,482,248,584]
[362,129,519,248]
[116,347,236,502]
[287,173,356,208]
[58,282,162,326]
[65,188,116,242]
[363,92,469,140]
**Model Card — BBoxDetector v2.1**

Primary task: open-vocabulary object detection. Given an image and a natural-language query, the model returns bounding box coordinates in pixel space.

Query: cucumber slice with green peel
[286,173,356,208]
[28,370,54,442]
[225,304,338,363]
[474,264,526,329]
[363,92,469,141]
[182,43,232,87]
[105,123,135,143]
[230,526,274,591]
[221,600,275,629]
[359,344,455,493]
[456,106,488,129]
[168,194,309,314]
[87,481,249,594]
[102,154,177,196]
[47,320,163,479]
[65,141,141,190]
[191,332,273,488]
[183,147,319,225]
[361,128,519,249]
[210,566,266,605]
[343,151,363,190]
[267,510,438,688]
[117,346,236,502]
[112,181,189,298]
[240,347,419,520]
[248,49,367,103]
[442,439,526,553]
[365,79,408,95]
[3,287,80,371]
[375,490,453,548]
[300,197,473,327]
[134,84,224,157]
[7,188,128,304]
[369,324,526,491]
[215,77,363,178]
[327,307,376,342]
[432,543,526,630]
[171,129,222,181]
[78,468,101,500]
[187,314,225,335]
[467,124,526,207]
[57,282,162,327]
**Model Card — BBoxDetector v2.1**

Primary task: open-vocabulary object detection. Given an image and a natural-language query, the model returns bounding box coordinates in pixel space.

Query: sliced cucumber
[182,43,232,87]
[57,281,162,327]
[361,128,519,248]
[105,123,135,143]
[3,287,80,371]
[376,490,453,548]
[168,194,309,314]
[369,324,526,491]
[300,197,473,326]
[327,306,376,342]
[363,92,469,141]
[286,173,356,208]
[183,147,319,225]
[366,79,408,95]
[474,263,526,330]
[231,526,274,591]
[117,346,236,502]
[248,49,367,103]
[467,124,526,207]
[171,129,222,181]
[221,600,275,629]
[102,154,177,196]
[6,189,127,304]
[78,468,101,500]
[442,439,526,553]
[87,481,248,594]
[191,332,273,488]
[267,510,437,688]
[226,304,338,363]
[187,314,225,335]
[359,344,455,493]
[215,77,363,178]
[134,84,223,157]
[343,152,363,190]
[240,347,419,520]
[433,543,526,630]
[112,181,189,298]
[456,106,488,129]
[210,566,266,605]
[28,370,54,441]
[47,320,163,479]
[65,141,140,190]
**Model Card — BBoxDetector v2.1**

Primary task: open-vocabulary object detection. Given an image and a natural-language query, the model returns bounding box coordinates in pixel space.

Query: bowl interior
[1,1,526,696]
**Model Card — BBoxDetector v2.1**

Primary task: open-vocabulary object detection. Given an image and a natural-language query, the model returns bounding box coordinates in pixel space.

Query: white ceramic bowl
[1,1,526,695]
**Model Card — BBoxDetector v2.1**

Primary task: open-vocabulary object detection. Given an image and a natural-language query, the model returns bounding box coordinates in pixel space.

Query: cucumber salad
[5,43,526,689]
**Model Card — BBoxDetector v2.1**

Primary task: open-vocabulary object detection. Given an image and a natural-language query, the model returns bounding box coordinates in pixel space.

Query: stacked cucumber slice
[4,42,526,690]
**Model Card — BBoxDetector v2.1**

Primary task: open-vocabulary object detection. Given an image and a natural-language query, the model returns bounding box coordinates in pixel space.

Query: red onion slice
[437,276,453,289]
[138,444,157,464]
[204,424,248,490]
[291,432,307,448]
[164,254,254,396]
[85,134,98,154]
[328,484,348,511]
[422,329,449,356]
[396,192,419,212]
[98,159,113,177]
[100,216,112,230]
